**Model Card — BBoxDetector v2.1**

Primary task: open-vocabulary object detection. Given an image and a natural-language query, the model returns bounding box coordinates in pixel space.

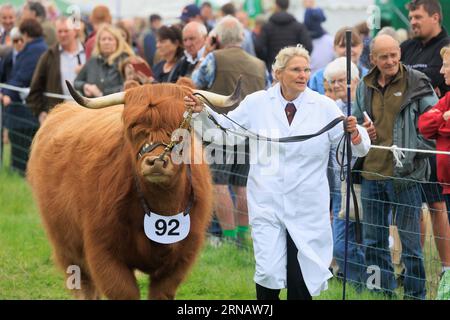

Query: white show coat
[193,84,370,296]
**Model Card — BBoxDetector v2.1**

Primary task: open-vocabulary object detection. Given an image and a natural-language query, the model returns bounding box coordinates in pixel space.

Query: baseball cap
[180,4,201,23]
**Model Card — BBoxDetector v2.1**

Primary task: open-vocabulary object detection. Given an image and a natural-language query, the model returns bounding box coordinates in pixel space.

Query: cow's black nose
[145,156,168,168]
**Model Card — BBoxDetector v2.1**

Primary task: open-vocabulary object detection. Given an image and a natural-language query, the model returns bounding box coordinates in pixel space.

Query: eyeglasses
[285,67,311,74]
[12,39,22,44]
[328,78,347,86]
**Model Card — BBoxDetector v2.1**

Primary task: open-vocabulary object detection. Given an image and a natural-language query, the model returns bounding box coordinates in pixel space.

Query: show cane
[342,28,353,301]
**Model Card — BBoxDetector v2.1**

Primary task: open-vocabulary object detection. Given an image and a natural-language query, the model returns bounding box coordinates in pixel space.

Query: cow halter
[137,108,194,161]
[136,91,223,161]
[134,109,196,244]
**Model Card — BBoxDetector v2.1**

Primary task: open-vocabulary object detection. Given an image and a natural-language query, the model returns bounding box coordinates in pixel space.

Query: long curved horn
[66,80,125,109]
[193,76,242,108]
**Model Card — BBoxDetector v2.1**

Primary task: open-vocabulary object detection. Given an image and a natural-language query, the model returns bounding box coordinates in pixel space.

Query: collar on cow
[135,165,194,217]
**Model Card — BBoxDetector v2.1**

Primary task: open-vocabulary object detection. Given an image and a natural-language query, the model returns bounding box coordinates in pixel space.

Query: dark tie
[285,102,297,125]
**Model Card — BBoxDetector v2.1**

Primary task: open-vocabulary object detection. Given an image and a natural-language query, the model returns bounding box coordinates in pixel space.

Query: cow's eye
[130,125,148,141]
[136,131,148,140]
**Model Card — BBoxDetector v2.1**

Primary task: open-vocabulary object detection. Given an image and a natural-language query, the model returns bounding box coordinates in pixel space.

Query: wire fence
[1,103,39,174]
[0,83,72,170]
[1,86,449,300]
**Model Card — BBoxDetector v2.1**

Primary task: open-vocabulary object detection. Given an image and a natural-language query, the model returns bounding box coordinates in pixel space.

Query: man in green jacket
[353,34,437,300]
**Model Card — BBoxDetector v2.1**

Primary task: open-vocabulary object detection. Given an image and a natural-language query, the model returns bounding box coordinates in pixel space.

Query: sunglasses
[12,38,22,44]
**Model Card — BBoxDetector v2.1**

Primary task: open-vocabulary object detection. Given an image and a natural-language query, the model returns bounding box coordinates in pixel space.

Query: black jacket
[401,28,450,96]
[0,48,13,83]
[255,11,312,70]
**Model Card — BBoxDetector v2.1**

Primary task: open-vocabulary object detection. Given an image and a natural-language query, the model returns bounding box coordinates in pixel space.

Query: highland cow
[27,80,240,299]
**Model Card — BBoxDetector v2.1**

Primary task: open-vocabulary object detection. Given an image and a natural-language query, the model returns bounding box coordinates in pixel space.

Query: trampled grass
[0,144,440,300]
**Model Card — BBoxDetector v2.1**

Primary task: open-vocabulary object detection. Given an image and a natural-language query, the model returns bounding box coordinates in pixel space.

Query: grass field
[0,144,441,300]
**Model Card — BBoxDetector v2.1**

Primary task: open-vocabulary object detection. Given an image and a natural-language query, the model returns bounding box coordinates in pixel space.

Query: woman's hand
[184,94,203,113]
[346,116,363,145]
[89,84,103,97]
[83,84,103,97]
[83,84,93,96]
[346,116,358,136]
[136,71,154,84]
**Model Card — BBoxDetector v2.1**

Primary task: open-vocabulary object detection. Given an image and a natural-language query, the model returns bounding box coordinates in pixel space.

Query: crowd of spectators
[0,0,449,299]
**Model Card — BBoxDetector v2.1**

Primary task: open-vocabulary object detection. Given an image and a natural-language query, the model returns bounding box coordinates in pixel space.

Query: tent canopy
[8,0,72,15]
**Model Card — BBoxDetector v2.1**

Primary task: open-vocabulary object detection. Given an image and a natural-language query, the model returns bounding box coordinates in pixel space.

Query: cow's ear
[176,77,195,89]
[124,80,141,90]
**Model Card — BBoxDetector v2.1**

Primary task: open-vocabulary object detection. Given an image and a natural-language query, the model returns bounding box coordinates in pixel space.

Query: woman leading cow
[184,46,371,300]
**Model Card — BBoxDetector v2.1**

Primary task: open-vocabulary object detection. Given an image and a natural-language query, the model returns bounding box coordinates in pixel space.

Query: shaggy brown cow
[27,80,240,299]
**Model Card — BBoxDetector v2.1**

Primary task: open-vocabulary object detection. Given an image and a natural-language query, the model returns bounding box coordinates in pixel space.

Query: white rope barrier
[2,82,450,163]
[371,145,450,156]
[370,145,450,168]
[0,83,73,101]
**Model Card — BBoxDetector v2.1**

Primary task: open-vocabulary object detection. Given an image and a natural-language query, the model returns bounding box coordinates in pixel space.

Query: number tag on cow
[143,211,190,244]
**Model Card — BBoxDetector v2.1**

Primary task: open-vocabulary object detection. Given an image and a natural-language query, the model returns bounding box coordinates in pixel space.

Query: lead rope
[157,107,194,162]
[193,93,346,143]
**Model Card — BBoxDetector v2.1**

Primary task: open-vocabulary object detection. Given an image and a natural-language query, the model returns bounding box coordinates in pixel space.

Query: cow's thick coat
[27,83,213,299]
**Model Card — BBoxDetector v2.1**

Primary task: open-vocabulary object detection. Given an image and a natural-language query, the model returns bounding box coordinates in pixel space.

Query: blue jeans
[361,179,426,299]
[331,190,367,288]
[445,194,450,223]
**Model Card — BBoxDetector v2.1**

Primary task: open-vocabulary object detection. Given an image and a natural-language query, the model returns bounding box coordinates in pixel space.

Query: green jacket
[353,65,438,182]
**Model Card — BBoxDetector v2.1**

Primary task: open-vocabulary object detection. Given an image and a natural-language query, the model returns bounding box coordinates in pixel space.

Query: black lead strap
[195,93,346,144]
[215,113,345,143]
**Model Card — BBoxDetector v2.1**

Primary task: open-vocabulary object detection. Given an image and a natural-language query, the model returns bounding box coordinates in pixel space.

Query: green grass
[0,144,440,300]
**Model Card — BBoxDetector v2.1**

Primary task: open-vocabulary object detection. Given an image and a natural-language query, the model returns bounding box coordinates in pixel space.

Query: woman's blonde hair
[440,45,450,59]
[272,45,310,73]
[93,24,135,65]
